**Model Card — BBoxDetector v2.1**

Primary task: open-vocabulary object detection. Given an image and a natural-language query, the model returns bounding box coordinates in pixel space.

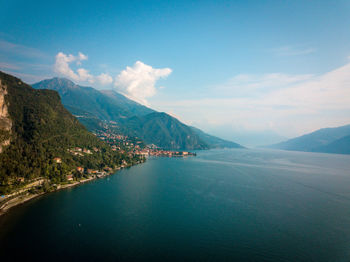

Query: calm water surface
[1,149,350,261]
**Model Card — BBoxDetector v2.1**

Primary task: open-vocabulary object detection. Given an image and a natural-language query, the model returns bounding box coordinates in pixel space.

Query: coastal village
[95,128,196,158]
[0,145,135,215]
[51,129,197,186]
[0,128,196,216]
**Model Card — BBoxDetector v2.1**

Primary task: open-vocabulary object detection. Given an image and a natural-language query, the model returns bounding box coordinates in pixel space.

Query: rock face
[0,79,12,153]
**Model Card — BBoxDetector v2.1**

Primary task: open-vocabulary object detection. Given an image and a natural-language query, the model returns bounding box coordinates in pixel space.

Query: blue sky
[1,0,350,145]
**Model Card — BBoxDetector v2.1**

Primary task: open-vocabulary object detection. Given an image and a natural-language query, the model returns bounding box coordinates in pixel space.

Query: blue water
[1,149,350,261]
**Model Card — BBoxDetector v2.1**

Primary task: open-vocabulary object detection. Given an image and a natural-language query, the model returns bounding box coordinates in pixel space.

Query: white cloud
[54,52,85,81]
[53,54,171,95]
[78,52,88,61]
[0,62,21,70]
[154,61,350,137]
[0,40,53,83]
[54,52,112,85]
[219,73,313,97]
[272,45,316,56]
[53,54,172,95]
[262,62,350,110]
[0,39,47,58]
[96,73,113,85]
[76,68,93,82]
[114,61,172,105]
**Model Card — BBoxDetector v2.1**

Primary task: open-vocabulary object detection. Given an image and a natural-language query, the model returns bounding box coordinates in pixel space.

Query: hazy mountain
[215,129,287,147]
[266,124,350,154]
[33,77,243,150]
[190,127,244,149]
[0,72,125,194]
[313,135,350,154]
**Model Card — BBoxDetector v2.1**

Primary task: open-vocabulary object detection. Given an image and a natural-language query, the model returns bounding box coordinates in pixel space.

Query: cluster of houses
[95,129,129,145]
[96,129,196,158]
[94,128,145,152]
[52,139,194,185]
[99,132,126,141]
[67,147,98,156]
[65,166,114,181]
[50,141,137,183]
[64,159,130,182]
[56,129,195,184]
[133,148,195,157]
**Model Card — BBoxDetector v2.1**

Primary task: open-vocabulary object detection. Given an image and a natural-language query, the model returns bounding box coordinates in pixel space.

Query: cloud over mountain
[114,61,172,105]
[53,53,171,104]
[54,52,113,86]
[96,73,113,85]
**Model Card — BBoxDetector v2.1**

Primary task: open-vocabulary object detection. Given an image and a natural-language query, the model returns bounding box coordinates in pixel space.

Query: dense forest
[0,72,140,194]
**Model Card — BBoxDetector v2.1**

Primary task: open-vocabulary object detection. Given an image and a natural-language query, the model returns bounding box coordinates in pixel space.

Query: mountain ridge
[33,77,243,150]
[265,124,350,154]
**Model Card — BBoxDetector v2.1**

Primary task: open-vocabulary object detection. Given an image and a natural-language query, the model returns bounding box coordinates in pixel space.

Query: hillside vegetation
[33,78,242,150]
[0,72,137,194]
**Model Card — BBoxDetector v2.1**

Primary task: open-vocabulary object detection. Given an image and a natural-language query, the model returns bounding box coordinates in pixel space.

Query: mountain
[190,127,243,149]
[313,135,350,154]
[119,113,243,150]
[100,89,155,116]
[33,78,132,121]
[230,130,287,147]
[266,124,350,154]
[33,78,242,150]
[0,72,130,194]
[120,112,208,149]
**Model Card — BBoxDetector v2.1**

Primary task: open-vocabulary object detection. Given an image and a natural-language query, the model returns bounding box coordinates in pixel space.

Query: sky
[1,0,350,146]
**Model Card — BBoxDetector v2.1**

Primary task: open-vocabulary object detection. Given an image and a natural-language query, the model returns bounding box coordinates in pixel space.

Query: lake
[1,148,350,261]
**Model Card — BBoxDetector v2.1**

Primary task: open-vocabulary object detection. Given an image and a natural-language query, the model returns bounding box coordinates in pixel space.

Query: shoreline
[0,192,45,217]
[0,164,136,217]
[0,154,188,217]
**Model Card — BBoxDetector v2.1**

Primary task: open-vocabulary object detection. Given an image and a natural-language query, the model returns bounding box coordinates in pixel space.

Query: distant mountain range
[265,124,350,154]
[33,78,243,150]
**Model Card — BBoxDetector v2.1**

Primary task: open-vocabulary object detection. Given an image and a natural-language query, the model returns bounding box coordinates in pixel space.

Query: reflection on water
[1,149,350,261]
